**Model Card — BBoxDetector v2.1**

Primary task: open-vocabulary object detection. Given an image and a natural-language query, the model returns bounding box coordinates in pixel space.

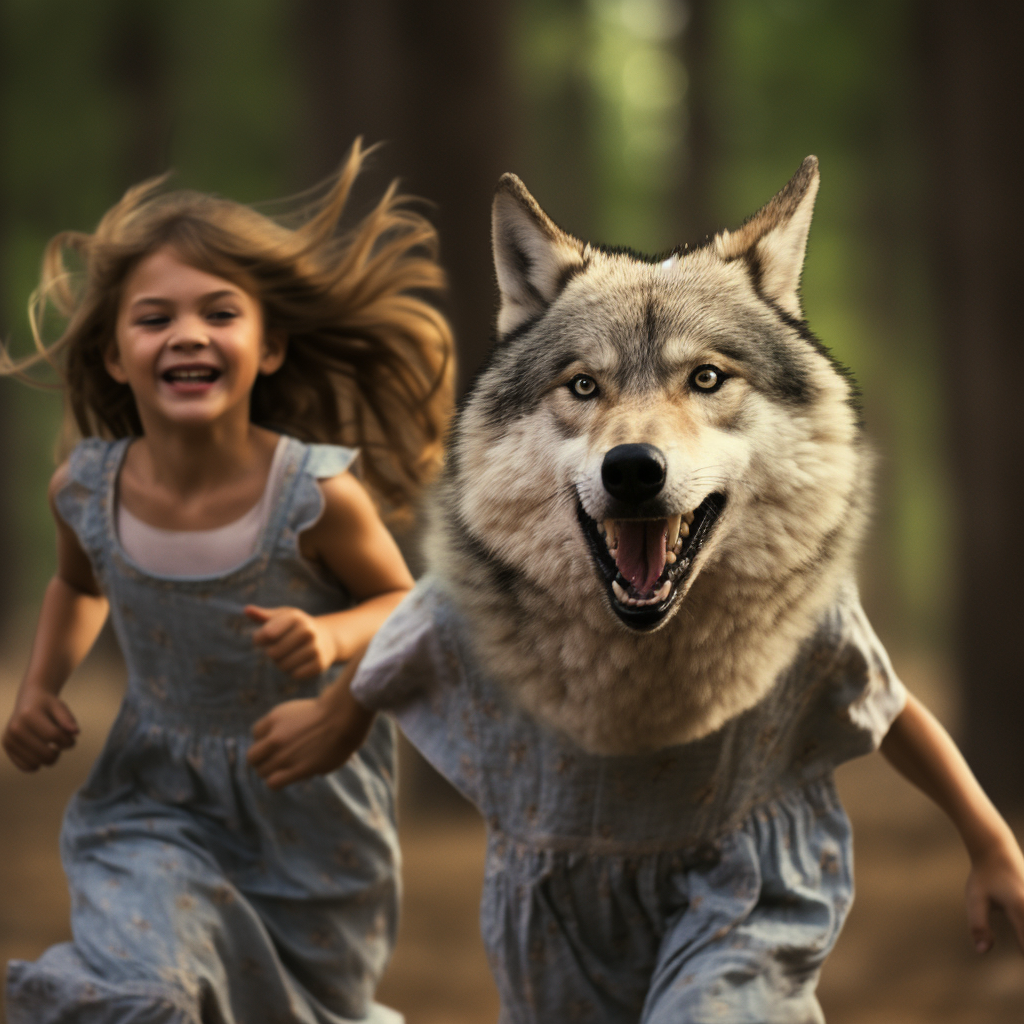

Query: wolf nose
[601,444,667,503]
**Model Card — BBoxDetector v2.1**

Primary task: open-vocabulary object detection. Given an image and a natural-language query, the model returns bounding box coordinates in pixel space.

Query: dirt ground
[2,654,1022,1023]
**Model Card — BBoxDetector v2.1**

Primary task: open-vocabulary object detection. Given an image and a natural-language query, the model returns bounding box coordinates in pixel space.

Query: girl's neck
[119,420,282,532]
[133,418,271,497]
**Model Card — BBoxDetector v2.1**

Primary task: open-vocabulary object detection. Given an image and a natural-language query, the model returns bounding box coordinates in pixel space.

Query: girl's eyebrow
[129,289,240,309]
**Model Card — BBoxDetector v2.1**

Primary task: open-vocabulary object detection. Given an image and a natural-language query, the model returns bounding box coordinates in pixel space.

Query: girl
[2,140,453,1024]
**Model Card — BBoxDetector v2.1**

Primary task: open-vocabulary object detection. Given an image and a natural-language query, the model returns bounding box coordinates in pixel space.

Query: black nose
[601,444,667,503]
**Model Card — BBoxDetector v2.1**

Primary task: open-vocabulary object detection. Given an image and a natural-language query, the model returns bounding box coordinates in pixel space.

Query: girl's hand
[2,687,79,772]
[247,692,374,789]
[245,605,340,679]
[965,832,1024,954]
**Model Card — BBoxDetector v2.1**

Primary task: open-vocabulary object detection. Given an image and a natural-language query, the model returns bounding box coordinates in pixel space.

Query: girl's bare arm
[881,693,1024,953]
[246,471,412,786]
[245,471,413,678]
[2,467,109,771]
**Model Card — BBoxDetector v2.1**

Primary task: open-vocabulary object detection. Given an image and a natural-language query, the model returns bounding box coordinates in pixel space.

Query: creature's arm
[248,646,375,789]
[246,471,412,787]
[881,693,1024,953]
[1,465,109,771]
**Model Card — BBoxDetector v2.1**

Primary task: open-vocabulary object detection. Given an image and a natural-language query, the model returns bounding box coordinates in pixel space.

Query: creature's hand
[245,605,339,680]
[247,691,374,789]
[2,686,79,771]
[965,832,1024,954]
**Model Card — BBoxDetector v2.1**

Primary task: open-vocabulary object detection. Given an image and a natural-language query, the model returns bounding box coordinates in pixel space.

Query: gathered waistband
[121,676,318,733]
[484,774,845,857]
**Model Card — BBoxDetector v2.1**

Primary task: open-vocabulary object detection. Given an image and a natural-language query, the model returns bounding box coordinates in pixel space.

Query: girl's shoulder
[51,437,126,505]
[49,437,129,554]
[64,436,122,479]
[285,439,359,536]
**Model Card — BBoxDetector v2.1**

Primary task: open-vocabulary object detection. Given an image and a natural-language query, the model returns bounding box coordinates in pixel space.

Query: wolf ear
[492,174,587,338]
[714,156,820,320]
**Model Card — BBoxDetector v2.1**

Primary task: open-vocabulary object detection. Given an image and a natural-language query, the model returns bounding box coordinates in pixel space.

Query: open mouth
[576,492,726,630]
[161,366,222,386]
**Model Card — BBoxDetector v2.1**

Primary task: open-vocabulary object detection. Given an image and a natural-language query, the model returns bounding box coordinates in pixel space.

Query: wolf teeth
[603,520,618,549]
[611,578,672,607]
[666,514,681,550]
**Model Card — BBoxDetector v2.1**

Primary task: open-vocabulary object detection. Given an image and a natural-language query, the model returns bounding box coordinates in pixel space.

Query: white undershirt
[116,436,290,577]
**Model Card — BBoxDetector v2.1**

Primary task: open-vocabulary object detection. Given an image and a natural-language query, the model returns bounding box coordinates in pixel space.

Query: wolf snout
[601,444,667,503]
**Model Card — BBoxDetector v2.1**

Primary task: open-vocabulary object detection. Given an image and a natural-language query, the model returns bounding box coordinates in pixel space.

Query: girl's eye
[138,315,169,328]
[690,365,726,393]
[568,374,599,399]
[208,309,238,322]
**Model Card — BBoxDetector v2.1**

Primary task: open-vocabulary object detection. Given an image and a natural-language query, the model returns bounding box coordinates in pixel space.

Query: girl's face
[107,246,285,433]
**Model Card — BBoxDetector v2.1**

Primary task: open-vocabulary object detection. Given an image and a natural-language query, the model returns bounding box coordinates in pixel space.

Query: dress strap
[53,438,127,572]
[261,439,359,559]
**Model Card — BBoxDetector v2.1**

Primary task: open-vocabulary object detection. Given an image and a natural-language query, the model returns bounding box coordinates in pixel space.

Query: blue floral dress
[352,579,907,1024]
[6,437,402,1024]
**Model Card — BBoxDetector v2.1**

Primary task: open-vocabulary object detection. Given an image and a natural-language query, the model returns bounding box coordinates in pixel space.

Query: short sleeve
[352,578,484,807]
[304,444,358,481]
[840,599,907,748]
[788,587,908,783]
[287,441,359,539]
[352,581,447,711]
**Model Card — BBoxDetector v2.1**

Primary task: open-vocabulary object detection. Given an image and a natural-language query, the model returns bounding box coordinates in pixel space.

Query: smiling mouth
[576,493,726,630]
[161,367,222,385]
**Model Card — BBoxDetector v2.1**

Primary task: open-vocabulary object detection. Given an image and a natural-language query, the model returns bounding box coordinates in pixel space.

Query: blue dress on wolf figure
[351,578,907,1024]
[5,436,402,1024]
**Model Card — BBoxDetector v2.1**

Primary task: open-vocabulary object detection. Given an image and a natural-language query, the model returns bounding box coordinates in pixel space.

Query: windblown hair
[1,140,454,518]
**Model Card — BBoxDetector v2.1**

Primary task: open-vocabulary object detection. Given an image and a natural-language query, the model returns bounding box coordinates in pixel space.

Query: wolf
[354,159,904,1022]
[426,155,869,754]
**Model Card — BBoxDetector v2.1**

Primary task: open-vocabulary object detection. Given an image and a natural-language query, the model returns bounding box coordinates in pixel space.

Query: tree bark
[917,1,1024,811]
[290,0,514,392]
[290,0,513,813]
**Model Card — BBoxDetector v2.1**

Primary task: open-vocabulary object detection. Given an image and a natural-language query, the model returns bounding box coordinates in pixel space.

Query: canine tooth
[603,520,618,548]
[666,514,681,550]
[655,580,671,602]
[612,580,628,603]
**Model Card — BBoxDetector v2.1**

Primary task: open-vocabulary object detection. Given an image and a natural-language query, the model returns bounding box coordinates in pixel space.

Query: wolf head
[426,158,871,753]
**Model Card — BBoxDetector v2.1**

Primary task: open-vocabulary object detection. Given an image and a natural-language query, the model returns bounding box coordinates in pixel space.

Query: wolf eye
[690,365,725,393]
[569,374,599,398]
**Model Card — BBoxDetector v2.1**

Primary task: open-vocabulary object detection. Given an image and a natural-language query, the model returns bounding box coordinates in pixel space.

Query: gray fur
[426,158,871,754]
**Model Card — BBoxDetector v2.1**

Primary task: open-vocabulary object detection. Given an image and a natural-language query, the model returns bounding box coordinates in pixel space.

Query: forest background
[1,1,1022,1021]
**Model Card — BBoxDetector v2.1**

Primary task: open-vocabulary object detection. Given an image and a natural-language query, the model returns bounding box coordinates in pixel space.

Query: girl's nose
[169,320,210,350]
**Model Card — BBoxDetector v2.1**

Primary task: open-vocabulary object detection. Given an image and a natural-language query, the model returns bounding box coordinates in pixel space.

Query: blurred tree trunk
[512,0,596,241]
[918,2,1024,811]
[106,2,173,184]
[675,0,718,247]
[290,0,513,814]
[290,0,514,393]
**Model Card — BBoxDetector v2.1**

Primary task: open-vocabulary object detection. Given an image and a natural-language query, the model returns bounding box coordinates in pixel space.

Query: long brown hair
[1,140,454,518]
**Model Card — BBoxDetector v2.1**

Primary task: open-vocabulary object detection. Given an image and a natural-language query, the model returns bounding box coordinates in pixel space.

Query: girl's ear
[259,330,287,375]
[104,340,129,384]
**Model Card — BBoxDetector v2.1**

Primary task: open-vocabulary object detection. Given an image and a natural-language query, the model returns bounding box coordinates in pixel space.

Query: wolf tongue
[613,520,667,596]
